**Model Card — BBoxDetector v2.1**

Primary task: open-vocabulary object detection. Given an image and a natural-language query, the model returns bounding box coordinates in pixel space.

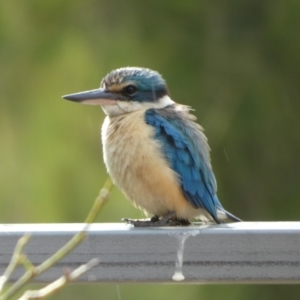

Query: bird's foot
[122,212,191,227]
[121,216,157,227]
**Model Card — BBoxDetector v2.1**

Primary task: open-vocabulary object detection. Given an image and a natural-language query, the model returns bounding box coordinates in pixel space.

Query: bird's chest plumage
[101,110,160,182]
[101,110,189,216]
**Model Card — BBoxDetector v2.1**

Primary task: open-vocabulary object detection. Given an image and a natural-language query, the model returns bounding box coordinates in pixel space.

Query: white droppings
[172,271,185,281]
[171,230,200,282]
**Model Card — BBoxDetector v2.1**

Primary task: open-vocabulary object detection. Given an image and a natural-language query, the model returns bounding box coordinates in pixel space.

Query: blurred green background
[1,1,300,299]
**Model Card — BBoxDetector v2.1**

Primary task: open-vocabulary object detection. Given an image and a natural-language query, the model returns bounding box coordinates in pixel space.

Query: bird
[63,67,241,226]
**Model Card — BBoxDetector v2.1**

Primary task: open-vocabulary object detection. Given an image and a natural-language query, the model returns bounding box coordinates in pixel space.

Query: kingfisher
[63,67,241,226]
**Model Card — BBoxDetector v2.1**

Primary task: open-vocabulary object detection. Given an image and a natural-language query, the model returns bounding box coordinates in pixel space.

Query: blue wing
[145,107,223,222]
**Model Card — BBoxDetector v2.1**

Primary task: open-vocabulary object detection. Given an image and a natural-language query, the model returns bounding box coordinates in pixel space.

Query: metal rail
[0,222,300,283]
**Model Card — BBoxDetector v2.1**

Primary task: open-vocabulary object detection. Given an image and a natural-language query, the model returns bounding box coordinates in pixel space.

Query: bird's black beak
[62,88,118,106]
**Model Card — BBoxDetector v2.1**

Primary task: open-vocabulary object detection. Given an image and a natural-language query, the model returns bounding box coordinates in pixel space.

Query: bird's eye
[124,85,137,96]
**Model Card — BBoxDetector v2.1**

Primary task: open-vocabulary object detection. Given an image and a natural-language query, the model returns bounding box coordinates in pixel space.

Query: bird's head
[63,67,174,116]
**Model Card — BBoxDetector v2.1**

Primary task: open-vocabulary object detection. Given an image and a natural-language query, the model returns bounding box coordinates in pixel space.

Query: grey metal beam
[1,222,300,283]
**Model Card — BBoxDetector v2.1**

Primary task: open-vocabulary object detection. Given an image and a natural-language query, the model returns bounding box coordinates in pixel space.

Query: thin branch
[0,177,112,300]
[18,258,99,300]
[19,255,35,272]
[0,234,31,292]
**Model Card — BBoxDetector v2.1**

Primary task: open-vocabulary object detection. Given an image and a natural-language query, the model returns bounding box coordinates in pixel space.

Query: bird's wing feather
[145,106,222,221]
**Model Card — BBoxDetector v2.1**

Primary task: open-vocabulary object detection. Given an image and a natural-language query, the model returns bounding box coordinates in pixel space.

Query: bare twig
[0,177,113,300]
[18,258,99,300]
[0,234,31,292]
[18,255,35,272]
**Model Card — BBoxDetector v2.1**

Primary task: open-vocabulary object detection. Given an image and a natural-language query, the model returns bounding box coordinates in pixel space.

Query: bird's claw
[122,218,159,227]
[122,213,191,227]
